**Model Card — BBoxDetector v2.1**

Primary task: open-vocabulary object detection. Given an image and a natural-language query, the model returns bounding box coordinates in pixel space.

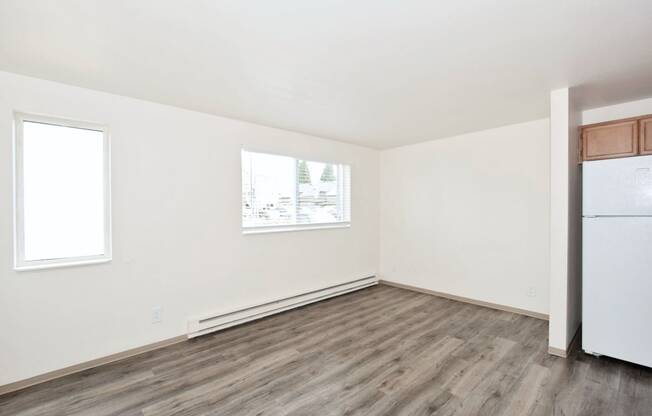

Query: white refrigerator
[583,154,652,367]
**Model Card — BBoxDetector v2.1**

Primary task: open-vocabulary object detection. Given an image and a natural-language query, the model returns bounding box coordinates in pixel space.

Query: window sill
[14,257,112,271]
[242,223,351,235]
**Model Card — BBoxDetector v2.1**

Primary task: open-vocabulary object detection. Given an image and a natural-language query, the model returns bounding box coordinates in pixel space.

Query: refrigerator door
[583,216,652,367]
[583,155,652,216]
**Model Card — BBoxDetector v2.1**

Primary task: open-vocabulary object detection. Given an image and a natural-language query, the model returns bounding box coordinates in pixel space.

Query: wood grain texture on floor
[1,285,651,416]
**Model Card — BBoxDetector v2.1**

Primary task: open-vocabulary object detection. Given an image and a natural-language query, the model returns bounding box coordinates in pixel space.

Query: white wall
[567,91,582,348]
[380,119,550,315]
[0,71,379,386]
[582,96,652,125]
[548,87,582,354]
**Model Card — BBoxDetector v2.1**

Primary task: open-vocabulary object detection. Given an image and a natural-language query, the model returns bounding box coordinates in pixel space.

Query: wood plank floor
[1,284,651,416]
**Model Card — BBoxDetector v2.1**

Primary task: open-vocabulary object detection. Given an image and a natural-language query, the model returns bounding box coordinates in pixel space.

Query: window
[13,113,111,270]
[241,150,351,232]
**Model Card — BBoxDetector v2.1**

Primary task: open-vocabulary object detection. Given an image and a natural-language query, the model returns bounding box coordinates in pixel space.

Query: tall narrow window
[241,150,351,232]
[14,113,111,270]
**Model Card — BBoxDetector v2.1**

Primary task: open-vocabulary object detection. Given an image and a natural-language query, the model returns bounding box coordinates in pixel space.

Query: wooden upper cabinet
[582,120,638,161]
[640,117,652,155]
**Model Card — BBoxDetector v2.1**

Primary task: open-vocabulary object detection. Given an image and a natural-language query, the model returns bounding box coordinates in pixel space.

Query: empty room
[1,1,652,415]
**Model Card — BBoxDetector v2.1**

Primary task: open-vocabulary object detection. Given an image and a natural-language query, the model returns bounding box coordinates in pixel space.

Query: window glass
[15,115,111,269]
[242,150,351,230]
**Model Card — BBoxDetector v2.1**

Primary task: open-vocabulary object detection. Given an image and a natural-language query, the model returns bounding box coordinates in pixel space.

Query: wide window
[241,150,351,232]
[14,113,111,270]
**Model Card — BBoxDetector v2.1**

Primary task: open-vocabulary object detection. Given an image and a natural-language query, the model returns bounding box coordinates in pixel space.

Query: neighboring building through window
[241,150,351,232]
[13,113,112,270]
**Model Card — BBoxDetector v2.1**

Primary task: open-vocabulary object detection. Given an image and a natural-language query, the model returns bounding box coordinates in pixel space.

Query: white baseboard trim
[379,279,549,321]
[0,335,186,397]
[187,276,378,338]
[547,346,567,358]
[0,276,378,397]
[548,324,582,359]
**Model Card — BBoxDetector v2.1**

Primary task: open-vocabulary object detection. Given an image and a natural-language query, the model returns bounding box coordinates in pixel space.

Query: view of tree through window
[242,150,351,229]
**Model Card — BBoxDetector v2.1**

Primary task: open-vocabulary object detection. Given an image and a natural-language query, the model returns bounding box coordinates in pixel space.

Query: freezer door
[583,217,652,367]
[583,155,652,216]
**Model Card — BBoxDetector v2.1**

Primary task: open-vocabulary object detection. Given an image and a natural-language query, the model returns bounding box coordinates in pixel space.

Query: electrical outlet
[527,287,536,298]
[152,306,162,324]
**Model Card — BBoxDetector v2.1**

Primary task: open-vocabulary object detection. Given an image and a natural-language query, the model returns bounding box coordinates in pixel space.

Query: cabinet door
[640,117,652,155]
[582,120,638,161]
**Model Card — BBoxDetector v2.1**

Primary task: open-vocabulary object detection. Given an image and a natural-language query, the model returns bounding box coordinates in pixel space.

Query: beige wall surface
[0,71,380,386]
[380,119,551,316]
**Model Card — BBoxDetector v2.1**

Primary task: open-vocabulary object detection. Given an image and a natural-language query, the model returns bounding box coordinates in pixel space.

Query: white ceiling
[1,1,652,149]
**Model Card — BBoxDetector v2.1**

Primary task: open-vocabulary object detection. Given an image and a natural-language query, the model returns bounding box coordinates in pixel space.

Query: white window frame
[13,112,112,271]
[241,149,352,235]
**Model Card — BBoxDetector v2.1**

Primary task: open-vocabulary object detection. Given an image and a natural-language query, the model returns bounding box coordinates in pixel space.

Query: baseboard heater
[187,276,377,338]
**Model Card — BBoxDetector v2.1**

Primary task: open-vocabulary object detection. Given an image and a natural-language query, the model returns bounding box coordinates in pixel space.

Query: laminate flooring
[1,284,651,416]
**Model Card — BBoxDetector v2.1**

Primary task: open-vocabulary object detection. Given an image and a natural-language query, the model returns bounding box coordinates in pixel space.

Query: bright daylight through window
[241,150,351,232]
[14,114,111,270]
